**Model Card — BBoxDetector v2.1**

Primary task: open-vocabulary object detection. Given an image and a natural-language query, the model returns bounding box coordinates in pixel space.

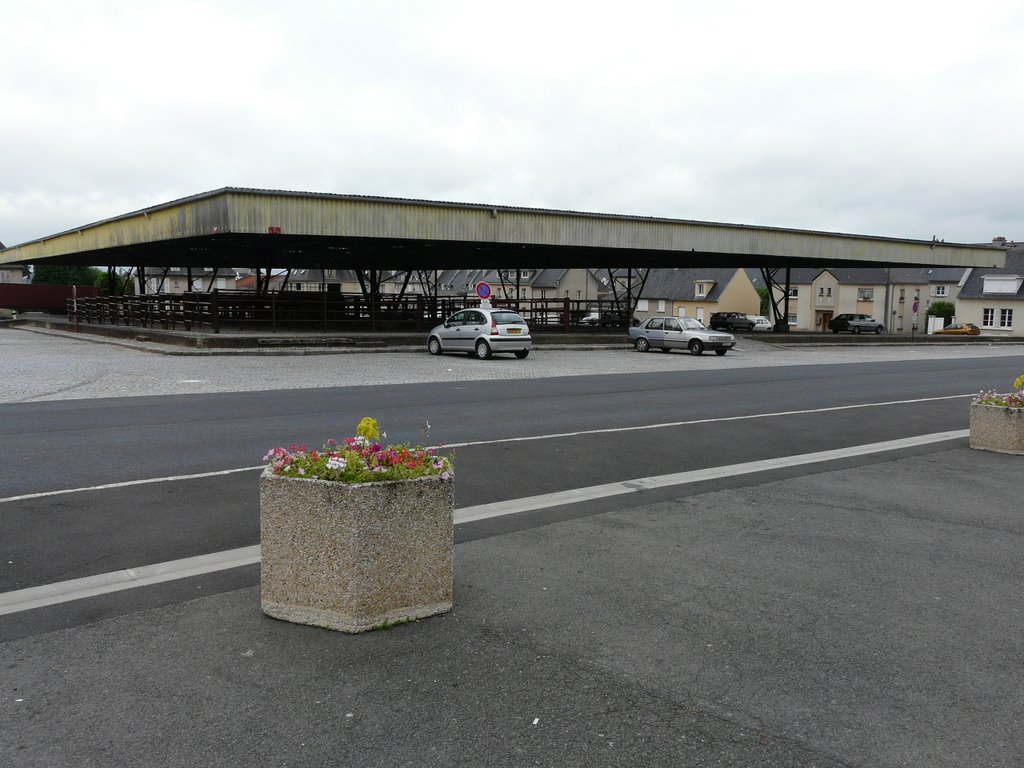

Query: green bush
[926,300,955,319]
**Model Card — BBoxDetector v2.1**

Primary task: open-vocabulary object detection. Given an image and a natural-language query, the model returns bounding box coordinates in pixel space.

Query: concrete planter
[969,403,1024,455]
[260,468,454,632]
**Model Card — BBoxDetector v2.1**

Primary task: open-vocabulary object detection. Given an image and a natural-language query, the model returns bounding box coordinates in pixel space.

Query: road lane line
[442,394,975,449]
[453,429,969,523]
[0,429,969,616]
[0,466,265,504]
[0,393,975,505]
[0,546,261,616]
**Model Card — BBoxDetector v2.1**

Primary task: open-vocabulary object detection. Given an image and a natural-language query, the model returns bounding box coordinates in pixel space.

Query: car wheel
[875,326,883,334]
[715,349,728,356]
[853,326,861,334]
[635,337,650,353]
[514,349,529,359]
[427,336,442,355]
[475,340,492,359]
[688,339,704,356]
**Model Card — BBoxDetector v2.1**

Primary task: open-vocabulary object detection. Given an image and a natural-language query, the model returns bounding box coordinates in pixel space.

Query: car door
[645,317,666,348]
[662,317,684,349]
[459,310,487,351]
[439,310,470,351]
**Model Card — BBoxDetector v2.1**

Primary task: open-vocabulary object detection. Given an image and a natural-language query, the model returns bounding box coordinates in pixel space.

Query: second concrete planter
[969,403,1024,455]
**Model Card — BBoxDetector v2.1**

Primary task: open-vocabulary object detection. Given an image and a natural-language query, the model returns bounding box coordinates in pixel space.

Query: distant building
[0,263,29,284]
[771,266,967,333]
[634,268,761,325]
[140,267,237,294]
[955,240,1022,336]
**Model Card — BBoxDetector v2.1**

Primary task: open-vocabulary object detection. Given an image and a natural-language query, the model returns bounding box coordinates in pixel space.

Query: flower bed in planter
[969,377,1024,455]
[260,418,455,633]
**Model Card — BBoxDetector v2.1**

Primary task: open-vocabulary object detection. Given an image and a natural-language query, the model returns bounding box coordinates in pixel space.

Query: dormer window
[695,282,710,297]
[982,275,1023,295]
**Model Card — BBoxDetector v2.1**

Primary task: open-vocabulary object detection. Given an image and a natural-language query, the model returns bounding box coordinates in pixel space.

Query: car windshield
[681,318,706,330]
[490,311,525,325]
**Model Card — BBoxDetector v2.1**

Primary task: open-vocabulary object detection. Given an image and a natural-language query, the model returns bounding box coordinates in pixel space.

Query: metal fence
[66,291,633,333]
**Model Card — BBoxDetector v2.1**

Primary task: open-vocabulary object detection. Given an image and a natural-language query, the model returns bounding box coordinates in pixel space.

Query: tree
[31,264,103,286]
[926,300,955,320]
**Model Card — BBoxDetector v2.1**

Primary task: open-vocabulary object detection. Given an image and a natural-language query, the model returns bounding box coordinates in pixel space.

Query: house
[140,267,237,294]
[633,268,761,324]
[955,241,1023,336]
[770,266,968,333]
[430,268,601,303]
[0,263,29,284]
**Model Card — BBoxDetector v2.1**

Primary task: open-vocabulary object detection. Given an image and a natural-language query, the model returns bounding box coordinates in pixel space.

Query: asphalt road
[2,347,1021,608]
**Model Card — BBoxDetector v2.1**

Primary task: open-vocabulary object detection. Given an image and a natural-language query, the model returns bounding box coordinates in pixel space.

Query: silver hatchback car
[428,308,532,359]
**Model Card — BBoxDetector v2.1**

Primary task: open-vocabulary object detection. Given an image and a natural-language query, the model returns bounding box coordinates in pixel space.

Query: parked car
[828,313,884,334]
[709,311,754,332]
[933,322,981,336]
[427,308,531,359]
[628,316,735,356]
[749,315,772,332]
[579,313,601,326]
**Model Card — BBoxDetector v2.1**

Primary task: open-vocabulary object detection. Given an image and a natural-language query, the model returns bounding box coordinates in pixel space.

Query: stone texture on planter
[260,468,454,632]
[969,403,1024,455]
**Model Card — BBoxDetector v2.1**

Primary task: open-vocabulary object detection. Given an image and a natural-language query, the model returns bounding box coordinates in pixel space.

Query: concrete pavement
[3,443,1023,766]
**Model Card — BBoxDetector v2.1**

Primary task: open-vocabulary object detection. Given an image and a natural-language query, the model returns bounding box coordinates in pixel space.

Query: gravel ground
[2,324,1023,403]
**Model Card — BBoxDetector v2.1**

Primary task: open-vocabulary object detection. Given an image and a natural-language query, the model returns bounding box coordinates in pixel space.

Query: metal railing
[67,291,635,333]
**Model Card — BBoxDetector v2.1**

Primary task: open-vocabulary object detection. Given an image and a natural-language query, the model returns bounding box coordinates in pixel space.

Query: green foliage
[757,287,769,315]
[92,268,135,296]
[31,264,103,286]
[926,300,955,318]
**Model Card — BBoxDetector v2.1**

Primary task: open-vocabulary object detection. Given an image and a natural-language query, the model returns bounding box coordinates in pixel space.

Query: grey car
[428,308,532,359]
[829,313,884,334]
[628,316,735,356]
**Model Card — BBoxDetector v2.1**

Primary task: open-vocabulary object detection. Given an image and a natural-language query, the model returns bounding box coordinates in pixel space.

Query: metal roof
[0,187,1006,272]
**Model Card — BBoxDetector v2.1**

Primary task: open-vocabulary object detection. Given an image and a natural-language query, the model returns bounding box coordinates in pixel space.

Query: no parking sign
[476,282,492,300]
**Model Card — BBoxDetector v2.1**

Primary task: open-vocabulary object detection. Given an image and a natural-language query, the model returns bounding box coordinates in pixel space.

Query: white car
[427,307,531,359]
[749,315,772,332]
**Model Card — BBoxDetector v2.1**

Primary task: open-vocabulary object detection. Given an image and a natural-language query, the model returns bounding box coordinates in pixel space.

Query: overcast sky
[2,0,1022,248]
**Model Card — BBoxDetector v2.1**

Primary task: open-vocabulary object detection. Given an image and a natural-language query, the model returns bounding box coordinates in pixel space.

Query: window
[648,318,664,330]
[933,285,947,297]
[787,313,798,325]
[695,283,707,297]
[982,308,995,327]
[657,300,665,312]
[857,288,874,301]
[787,288,799,298]
[638,299,649,311]
[1000,309,1014,328]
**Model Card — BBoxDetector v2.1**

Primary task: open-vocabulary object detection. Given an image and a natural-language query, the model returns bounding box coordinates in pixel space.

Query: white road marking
[0,429,969,616]
[0,393,974,505]
[0,546,261,616]
[453,429,969,523]
[441,394,975,449]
